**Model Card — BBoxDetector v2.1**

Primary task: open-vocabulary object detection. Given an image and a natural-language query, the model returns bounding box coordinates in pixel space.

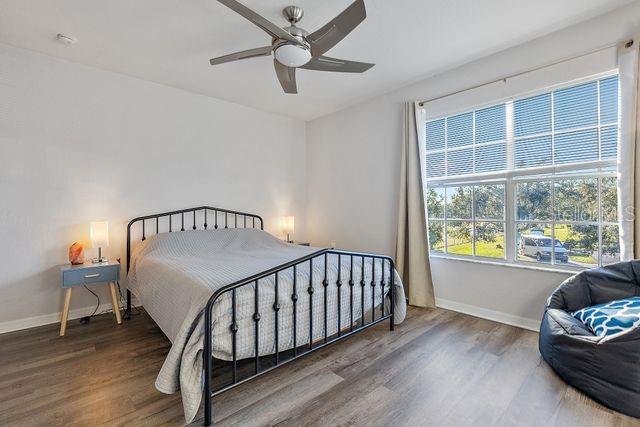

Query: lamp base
[92,247,107,263]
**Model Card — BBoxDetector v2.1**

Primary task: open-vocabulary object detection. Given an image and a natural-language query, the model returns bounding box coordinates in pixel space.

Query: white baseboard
[0,303,118,334]
[0,293,143,335]
[2,296,539,335]
[435,297,540,332]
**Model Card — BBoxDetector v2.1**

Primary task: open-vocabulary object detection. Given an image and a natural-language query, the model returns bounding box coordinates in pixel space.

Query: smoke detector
[56,34,77,45]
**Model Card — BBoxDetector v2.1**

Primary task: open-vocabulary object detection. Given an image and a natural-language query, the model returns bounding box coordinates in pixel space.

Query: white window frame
[424,70,620,272]
[428,182,507,259]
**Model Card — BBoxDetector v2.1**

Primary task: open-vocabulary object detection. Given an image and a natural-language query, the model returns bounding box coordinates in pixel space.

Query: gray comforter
[127,228,406,423]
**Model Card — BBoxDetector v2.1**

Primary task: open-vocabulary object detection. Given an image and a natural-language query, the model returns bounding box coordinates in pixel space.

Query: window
[514,176,618,267]
[424,73,620,269]
[427,184,505,259]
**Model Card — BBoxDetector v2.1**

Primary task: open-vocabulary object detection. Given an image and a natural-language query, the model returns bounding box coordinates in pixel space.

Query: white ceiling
[0,0,634,120]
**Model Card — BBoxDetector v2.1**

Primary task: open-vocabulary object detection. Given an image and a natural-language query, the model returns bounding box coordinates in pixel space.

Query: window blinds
[424,74,619,179]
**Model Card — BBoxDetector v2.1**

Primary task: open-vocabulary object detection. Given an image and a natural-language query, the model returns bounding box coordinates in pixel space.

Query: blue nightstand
[59,261,122,336]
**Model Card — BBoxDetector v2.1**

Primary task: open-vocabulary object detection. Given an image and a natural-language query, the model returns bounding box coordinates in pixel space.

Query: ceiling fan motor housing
[282,25,308,39]
[274,22,311,68]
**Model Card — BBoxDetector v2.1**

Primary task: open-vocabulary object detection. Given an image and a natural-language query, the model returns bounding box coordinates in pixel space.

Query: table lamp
[90,221,109,263]
[282,216,294,243]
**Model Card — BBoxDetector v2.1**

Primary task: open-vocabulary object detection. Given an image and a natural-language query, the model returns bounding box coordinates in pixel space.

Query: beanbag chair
[539,260,640,418]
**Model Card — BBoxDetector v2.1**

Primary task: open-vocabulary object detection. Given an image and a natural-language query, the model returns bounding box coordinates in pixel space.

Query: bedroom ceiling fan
[210,0,374,94]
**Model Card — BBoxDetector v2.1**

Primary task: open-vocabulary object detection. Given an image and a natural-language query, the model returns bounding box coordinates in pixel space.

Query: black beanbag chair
[539,260,640,418]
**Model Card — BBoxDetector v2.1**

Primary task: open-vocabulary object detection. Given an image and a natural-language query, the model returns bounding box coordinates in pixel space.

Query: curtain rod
[417,39,632,107]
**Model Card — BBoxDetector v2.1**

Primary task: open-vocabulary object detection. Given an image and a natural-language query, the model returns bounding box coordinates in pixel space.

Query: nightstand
[59,261,122,336]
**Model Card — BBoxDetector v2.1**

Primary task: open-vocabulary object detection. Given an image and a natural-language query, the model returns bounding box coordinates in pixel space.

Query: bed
[125,206,407,425]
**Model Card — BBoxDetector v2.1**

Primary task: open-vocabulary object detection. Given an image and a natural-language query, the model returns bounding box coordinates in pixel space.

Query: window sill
[428,253,582,275]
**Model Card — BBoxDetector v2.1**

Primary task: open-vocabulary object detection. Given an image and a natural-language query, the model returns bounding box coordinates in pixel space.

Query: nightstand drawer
[62,264,119,287]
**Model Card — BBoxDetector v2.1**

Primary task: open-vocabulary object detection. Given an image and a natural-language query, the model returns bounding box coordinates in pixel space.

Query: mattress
[127,228,406,422]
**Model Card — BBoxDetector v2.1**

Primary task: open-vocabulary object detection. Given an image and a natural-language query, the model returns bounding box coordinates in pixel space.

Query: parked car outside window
[519,234,569,263]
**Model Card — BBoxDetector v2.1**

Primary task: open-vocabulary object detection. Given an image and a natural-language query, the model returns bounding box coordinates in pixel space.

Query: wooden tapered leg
[109,282,122,324]
[59,288,72,337]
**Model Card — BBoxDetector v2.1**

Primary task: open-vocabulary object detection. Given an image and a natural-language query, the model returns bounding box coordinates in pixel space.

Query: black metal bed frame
[126,206,394,426]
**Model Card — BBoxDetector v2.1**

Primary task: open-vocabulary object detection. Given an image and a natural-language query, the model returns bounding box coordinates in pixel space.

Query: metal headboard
[126,206,264,273]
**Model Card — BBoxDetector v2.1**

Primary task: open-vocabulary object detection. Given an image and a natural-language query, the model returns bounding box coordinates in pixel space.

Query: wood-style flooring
[0,307,638,426]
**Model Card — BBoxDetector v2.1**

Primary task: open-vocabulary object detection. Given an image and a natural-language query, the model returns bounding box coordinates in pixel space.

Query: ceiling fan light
[274,44,311,68]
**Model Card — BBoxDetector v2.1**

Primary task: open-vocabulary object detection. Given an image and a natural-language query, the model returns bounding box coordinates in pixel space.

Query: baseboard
[3,296,540,334]
[0,293,145,334]
[435,297,540,332]
[0,303,115,334]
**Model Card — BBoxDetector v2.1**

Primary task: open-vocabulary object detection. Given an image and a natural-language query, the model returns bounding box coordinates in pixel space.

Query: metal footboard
[202,248,395,425]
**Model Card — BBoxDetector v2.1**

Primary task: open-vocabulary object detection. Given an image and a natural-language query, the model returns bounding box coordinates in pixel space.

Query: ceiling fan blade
[300,56,374,73]
[217,0,302,45]
[210,45,272,66]
[307,0,366,57]
[273,59,297,94]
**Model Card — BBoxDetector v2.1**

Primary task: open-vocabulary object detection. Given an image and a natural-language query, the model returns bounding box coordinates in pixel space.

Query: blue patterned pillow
[572,297,640,341]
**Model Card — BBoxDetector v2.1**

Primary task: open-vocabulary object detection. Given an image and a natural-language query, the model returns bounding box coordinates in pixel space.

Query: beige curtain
[395,101,435,307]
[617,37,640,260]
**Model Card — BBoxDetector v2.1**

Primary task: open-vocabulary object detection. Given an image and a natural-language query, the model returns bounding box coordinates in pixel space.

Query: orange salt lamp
[68,242,84,265]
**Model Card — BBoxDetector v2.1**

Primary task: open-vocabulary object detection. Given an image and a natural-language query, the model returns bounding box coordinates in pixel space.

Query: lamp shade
[90,221,109,248]
[281,216,295,235]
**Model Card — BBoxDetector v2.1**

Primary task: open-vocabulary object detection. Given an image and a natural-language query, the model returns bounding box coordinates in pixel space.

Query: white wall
[0,43,306,330]
[306,2,640,329]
